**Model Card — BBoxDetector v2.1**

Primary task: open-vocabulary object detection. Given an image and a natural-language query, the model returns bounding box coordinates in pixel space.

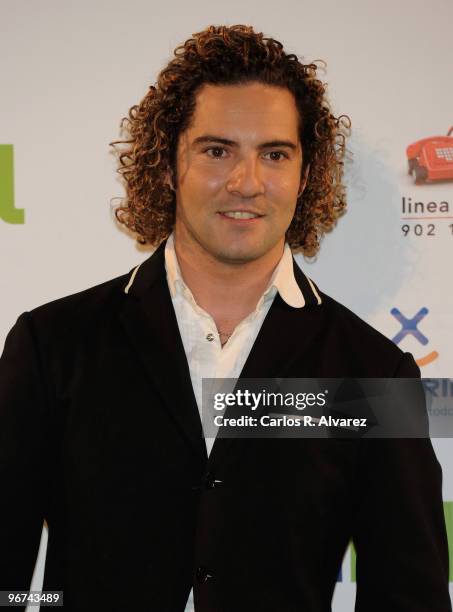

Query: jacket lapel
[207,257,326,468]
[240,260,323,379]
[117,241,207,462]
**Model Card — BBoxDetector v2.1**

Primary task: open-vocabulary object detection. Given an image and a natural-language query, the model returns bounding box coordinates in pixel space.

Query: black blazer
[0,241,450,612]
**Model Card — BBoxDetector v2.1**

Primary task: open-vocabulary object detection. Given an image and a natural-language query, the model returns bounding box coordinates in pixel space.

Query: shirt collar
[165,232,186,300]
[164,232,307,309]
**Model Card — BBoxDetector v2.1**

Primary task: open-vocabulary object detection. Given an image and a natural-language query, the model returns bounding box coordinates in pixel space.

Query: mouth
[217,210,264,221]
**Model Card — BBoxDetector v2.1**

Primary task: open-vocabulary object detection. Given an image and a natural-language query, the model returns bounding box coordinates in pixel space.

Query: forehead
[188,82,300,137]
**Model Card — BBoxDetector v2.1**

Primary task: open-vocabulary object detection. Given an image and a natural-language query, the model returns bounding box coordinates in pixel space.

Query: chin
[212,245,266,265]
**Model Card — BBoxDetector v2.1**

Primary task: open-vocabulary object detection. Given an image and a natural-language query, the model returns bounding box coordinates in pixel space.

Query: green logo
[0,145,24,224]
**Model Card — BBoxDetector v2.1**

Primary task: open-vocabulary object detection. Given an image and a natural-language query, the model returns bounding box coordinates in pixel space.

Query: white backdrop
[1,0,452,608]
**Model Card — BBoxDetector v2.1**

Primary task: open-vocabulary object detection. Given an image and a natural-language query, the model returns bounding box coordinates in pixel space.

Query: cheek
[265,165,300,191]
[267,179,299,223]
[182,163,227,197]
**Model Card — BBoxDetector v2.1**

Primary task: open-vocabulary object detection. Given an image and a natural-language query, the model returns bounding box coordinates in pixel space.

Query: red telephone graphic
[406,126,453,184]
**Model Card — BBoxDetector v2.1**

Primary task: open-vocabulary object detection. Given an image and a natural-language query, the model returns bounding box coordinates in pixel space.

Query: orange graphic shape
[416,351,439,367]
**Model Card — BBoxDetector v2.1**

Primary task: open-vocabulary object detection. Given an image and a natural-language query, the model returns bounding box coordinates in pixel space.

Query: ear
[297,163,310,198]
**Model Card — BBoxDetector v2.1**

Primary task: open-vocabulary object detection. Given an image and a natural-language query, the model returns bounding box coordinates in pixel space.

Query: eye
[204,147,227,159]
[263,151,289,162]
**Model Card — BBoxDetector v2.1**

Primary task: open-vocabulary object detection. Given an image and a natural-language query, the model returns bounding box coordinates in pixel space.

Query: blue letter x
[391,307,429,345]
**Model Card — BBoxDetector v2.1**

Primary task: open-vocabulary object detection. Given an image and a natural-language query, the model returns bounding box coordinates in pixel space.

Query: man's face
[173,82,304,264]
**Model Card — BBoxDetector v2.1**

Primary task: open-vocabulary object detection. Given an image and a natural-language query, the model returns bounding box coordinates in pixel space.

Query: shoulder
[1,270,137,371]
[314,289,418,376]
[320,291,394,345]
[5,271,135,356]
[27,272,131,327]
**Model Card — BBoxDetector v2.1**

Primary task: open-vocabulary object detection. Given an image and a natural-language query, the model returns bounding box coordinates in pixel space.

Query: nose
[226,156,265,198]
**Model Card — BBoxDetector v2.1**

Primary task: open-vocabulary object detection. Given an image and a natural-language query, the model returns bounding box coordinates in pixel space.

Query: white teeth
[222,211,259,219]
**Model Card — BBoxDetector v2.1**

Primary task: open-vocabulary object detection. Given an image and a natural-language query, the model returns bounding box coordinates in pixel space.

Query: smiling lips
[218,211,263,220]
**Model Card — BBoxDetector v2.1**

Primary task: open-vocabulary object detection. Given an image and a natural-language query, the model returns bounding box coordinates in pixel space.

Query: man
[0,24,450,612]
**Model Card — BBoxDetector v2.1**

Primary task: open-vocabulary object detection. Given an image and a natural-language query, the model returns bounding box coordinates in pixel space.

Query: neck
[173,231,284,328]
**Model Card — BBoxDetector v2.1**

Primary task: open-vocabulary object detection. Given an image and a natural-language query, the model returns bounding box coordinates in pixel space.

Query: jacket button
[196,566,213,583]
[205,472,215,489]
[205,472,222,489]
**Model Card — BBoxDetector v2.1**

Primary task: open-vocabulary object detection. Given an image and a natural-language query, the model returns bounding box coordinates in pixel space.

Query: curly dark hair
[111,24,350,256]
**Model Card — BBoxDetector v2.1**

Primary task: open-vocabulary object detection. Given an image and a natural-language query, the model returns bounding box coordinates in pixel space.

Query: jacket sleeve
[0,312,50,592]
[353,352,451,611]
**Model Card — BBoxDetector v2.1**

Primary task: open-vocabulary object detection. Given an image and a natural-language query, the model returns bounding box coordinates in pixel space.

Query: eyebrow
[191,135,298,151]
